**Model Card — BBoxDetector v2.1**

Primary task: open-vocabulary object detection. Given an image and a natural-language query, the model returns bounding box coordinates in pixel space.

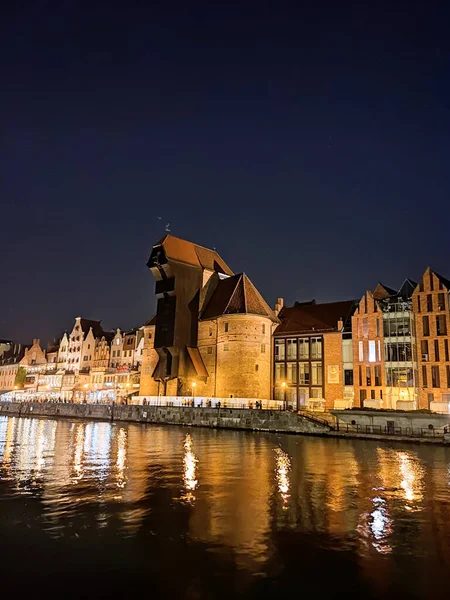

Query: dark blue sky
[1,0,449,343]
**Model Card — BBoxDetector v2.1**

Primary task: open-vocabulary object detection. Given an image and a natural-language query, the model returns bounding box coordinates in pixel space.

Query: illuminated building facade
[273,299,357,411]
[140,235,278,399]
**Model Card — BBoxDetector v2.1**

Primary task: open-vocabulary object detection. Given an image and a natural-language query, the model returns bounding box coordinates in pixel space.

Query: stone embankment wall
[0,401,330,435]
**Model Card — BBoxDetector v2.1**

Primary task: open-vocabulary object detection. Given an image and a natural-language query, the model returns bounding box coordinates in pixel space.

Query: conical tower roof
[200,273,279,322]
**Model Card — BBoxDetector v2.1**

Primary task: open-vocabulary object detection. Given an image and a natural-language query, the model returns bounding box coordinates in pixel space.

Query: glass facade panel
[298,363,310,385]
[275,339,285,361]
[311,337,322,359]
[286,362,297,384]
[298,338,309,359]
[286,339,297,360]
[311,362,322,385]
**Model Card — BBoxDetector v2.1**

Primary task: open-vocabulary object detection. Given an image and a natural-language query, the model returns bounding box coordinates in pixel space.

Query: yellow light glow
[182,434,198,503]
[275,447,291,508]
[281,381,286,388]
[192,381,196,388]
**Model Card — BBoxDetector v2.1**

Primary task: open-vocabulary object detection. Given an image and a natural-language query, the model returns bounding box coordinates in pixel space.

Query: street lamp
[192,381,196,404]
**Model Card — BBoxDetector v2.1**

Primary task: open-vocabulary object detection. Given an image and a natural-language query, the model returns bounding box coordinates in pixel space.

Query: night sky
[1,1,449,344]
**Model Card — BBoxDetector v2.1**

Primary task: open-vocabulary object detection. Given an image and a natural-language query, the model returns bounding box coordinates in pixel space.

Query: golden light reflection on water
[274,447,291,509]
[116,428,127,489]
[182,433,198,503]
[397,451,424,508]
[72,423,85,482]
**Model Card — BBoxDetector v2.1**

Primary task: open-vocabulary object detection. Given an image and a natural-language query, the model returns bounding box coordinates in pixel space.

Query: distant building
[273,299,357,411]
[140,235,278,399]
[0,342,26,392]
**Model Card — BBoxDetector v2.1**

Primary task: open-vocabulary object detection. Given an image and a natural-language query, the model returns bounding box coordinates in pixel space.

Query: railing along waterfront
[335,421,448,438]
[133,396,283,410]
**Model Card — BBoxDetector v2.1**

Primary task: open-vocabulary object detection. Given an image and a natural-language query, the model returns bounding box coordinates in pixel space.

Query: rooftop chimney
[275,297,284,316]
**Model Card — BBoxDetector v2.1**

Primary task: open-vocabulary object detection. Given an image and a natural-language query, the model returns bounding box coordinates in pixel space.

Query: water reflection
[0,414,450,596]
[182,433,198,503]
[274,447,291,509]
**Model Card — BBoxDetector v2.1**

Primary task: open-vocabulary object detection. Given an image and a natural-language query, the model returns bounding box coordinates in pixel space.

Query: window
[358,341,364,362]
[148,332,152,339]
[377,340,381,362]
[376,318,380,337]
[207,347,212,355]
[344,369,353,385]
[417,296,421,312]
[421,340,429,359]
[298,363,310,384]
[430,272,434,291]
[83,356,88,361]
[427,294,433,312]
[298,338,309,359]
[275,340,285,361]
[286,363,297,384]
[112,350,116,357]
[368,341,376,363]
[423,316,430,336]
[310,388,322,399]
[375,365,381,386]
[445,339,449,362]
[116,339,120,345]
[359,365,362,386]
[370,390,375,399]
[362,318,368,338]
[311,362,322,385]
[438,293,446,311]
[311,337,322,359]
[255,364,259,372]
[209,328,212,337]
[275,363,285,382]
[434,340,440,362]
[436,315,447,336]
[366,367,371,386]
[261,344,266,354]
[286,339,297,360]
[224,322,229,333]
[262,324,265,335]
[431,366,440,388]
[223,343,229,352]
[419,279,424,292]
[117,351,121,356]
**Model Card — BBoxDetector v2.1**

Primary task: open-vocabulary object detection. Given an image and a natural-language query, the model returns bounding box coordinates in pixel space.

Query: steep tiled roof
[152,235,233,276]
[200,273,278,322]
[435,271,450,291]
[397,278,417,299]
[80,318,104,339]
[143,315,157,327]
[372,283,397,300]
[275,300,357,335]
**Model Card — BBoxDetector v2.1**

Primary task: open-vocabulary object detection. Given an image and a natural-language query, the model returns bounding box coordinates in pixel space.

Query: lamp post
[192,381,196,406]
[83,383,88,403]
[281,381,287,410]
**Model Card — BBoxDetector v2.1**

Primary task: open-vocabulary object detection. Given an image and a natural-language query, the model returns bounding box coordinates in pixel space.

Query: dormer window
[225,322,229,333]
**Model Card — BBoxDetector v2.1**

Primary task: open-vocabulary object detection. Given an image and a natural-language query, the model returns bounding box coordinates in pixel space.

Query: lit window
[368,341,376,363]
[358,341,364,362]
[224,322,229,333]
[116,339,120,345]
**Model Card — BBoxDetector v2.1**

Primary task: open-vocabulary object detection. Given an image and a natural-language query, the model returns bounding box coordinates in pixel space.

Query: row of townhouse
[0,317,149,403]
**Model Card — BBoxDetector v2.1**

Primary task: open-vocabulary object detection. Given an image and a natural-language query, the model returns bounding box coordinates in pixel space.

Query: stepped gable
[200,273,278,322]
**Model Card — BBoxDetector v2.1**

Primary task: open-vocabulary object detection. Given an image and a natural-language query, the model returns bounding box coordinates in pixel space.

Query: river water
[0,416,449,599]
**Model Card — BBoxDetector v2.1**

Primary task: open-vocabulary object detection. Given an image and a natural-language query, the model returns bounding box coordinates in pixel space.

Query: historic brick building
[273,299,357,410]
[139,235,278,399]
[413,268,450,411]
